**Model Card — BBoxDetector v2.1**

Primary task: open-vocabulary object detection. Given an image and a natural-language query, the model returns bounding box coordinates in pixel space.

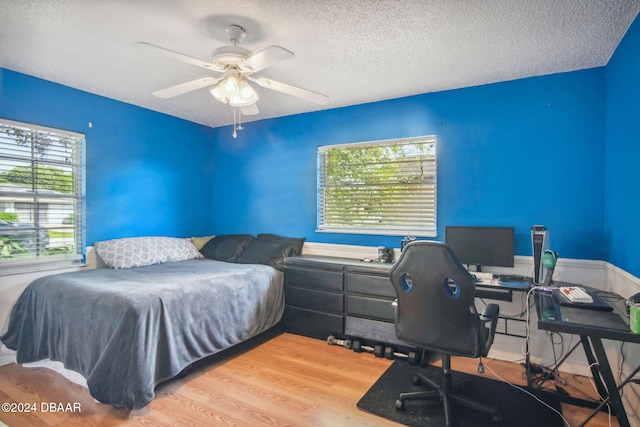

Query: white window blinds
[0,118,85,270]
[317,136,437,236]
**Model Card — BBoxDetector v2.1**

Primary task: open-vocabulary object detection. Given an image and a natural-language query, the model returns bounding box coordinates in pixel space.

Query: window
[0,118,85,272]
[317,136,437,236]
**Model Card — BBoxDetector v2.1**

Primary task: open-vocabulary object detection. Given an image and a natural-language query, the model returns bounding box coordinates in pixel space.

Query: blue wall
[5,13,639,276]
[605,16,640,278]
[0,69,215,245]
[211,69,606,261]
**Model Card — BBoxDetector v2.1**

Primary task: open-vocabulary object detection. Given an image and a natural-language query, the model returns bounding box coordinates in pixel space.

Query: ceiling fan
[135,25,329,136]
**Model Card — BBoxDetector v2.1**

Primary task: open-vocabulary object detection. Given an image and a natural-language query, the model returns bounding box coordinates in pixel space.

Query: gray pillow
[199,234,254,262]
[236,234,305,268]
[94,236,202,269]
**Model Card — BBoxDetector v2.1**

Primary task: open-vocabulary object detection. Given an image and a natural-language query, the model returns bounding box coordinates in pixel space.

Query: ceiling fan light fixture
[209,75,258,107]
[210,86,222,99]
[237,79,258,103]
[223,75,238,93]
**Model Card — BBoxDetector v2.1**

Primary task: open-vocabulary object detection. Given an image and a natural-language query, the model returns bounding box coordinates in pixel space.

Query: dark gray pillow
[236,234,305,268]
[200,234,254,262]
[257,234,305,256]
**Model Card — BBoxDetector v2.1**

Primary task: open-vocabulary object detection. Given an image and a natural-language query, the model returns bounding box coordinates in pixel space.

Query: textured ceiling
[1,0,639,130]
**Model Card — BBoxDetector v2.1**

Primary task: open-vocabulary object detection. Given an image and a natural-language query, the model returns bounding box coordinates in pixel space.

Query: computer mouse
[625,292,640,314]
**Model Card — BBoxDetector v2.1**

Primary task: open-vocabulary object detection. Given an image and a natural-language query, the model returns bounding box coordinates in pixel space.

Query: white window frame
[317,136,437,237]
[0,118,86,274]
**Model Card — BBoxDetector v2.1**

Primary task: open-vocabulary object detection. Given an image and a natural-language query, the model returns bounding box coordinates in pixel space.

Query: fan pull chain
[232,106,243,138]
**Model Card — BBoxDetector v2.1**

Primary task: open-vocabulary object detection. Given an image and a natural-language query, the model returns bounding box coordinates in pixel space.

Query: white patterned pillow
[94,236,202,269]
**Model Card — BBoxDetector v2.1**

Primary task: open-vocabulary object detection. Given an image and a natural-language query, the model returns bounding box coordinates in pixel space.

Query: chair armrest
[479,303,500,354]
[480,303,499,324]
[479,304,500,356]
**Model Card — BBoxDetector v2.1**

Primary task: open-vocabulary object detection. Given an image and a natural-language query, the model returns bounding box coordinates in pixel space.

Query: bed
[1,234,302,409]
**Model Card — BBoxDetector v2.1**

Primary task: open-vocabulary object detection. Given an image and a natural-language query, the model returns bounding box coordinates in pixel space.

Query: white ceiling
[1,0,639,130]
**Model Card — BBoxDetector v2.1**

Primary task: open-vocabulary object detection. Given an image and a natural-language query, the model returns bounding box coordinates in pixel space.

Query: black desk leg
[582,337,630,427]
[580,362,640,427]
[580,335,609,403]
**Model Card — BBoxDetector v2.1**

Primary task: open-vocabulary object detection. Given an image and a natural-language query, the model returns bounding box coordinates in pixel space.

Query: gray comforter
[1,259,284,409]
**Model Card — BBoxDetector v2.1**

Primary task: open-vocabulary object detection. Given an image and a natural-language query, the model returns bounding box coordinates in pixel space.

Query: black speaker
[625,292,640,314]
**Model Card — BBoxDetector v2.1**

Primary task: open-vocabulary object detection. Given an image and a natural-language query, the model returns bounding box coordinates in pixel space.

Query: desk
[533,290,640,427]
[283,255,531,344]
[476,279,530,301]
[476,280,531,338]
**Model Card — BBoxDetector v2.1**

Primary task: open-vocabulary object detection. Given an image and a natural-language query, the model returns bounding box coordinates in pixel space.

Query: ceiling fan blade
[134,42,225,72]
[241,103,260,116]
[240,46,294,73]
[246,76,329,105]
[152,76,222,99]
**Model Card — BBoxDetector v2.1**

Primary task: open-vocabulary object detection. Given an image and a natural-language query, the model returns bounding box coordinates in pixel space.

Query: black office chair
[390,240,502,426]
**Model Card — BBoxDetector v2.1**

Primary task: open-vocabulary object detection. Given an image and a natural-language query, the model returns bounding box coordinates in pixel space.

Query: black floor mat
[357,360,564,427]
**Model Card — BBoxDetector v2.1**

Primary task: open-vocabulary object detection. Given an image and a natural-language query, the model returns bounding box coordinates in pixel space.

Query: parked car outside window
[0,219,50,251]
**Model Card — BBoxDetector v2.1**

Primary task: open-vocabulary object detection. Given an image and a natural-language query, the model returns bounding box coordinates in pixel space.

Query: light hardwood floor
[0,331,618,426]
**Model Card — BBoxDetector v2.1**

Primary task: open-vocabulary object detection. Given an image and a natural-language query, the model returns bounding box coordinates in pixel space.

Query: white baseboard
[0,341,18,368]
[606,262,640,297]
[303,241,623,285]
[302,242,382,259]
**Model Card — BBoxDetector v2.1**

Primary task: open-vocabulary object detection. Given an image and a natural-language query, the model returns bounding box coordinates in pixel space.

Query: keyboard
[559,286,593,303]
[471,271,494,281]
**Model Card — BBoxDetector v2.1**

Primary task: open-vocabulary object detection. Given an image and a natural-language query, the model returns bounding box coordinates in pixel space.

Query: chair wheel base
[395,397,502,424]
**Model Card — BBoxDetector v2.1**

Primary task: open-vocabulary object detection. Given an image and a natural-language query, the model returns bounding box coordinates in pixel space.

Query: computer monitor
[444,226,515,271]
